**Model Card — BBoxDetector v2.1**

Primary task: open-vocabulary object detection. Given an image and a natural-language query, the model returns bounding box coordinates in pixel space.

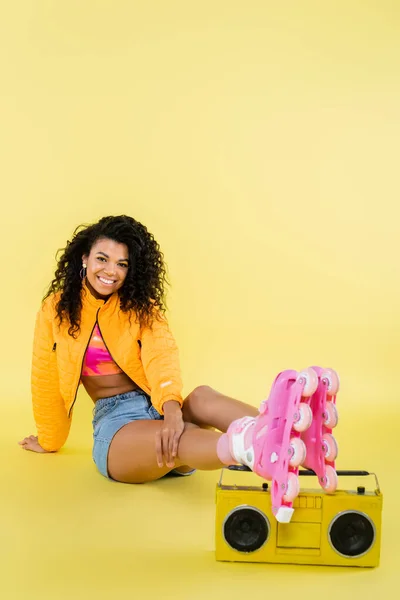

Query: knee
[189,385,214,403]
[183,385,216,423]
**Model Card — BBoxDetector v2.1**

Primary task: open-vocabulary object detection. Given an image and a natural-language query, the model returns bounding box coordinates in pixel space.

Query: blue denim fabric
[92,390,196,480]
[92,390,162,478]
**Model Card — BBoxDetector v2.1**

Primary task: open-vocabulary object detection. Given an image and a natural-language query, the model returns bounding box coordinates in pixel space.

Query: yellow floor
[2,1,400,597]
[3,393,398,600]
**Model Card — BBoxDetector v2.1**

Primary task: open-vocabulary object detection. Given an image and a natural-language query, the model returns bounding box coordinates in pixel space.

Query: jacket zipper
[68,308,100,418]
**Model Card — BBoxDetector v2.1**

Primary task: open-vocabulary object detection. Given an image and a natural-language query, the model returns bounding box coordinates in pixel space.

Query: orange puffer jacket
[31,283,183,452]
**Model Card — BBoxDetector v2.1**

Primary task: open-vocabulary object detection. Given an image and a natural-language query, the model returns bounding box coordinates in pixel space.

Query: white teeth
[98,277,114,285]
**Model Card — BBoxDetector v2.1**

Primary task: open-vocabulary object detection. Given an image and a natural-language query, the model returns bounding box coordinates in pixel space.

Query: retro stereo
[215,466,382,567]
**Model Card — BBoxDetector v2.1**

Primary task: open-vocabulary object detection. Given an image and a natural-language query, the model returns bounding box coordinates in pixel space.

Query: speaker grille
[329,510,375,558]
[223,506,269,553]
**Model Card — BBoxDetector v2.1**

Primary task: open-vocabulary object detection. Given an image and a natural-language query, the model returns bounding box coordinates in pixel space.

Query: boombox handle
[219,465,381,494]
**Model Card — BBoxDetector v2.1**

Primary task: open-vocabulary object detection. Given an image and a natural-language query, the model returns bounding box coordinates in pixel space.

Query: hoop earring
[80,263,87,280]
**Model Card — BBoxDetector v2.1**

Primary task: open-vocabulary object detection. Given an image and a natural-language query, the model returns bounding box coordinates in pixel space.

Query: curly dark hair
[43,215,169,337]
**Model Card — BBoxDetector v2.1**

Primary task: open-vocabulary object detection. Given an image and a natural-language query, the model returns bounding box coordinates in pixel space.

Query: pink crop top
[81,324,123,377]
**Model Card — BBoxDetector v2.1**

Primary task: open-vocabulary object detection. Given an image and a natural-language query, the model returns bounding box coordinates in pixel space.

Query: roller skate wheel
[297,368,318,397]
[289,437,307,467]
[293,402,313,432]
[283,473,300,503]
[323,401,338,428]
[321,465,338,494]
[322,433,338,462]
[321,369,340,396]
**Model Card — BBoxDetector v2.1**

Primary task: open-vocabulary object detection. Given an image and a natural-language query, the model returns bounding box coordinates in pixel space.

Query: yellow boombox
[215,466,383,568]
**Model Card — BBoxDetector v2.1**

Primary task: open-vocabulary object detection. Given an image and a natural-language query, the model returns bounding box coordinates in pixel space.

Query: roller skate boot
[300,366,340,494]
[217,368,317,523]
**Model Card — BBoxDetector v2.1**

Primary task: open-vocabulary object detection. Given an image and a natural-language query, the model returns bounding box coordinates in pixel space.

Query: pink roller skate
[217,368,317,523]
[300,366,340,494]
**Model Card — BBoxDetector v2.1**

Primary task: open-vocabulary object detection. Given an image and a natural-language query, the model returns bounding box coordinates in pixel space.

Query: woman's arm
[30,301,72,452]
[140,311,184,415]
[140,311,185,466]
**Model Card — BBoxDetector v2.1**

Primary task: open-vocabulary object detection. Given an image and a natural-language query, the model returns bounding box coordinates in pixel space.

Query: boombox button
[357,486,366,494]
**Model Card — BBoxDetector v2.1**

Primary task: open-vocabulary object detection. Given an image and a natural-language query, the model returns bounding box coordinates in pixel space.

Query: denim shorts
[92,389,195,480]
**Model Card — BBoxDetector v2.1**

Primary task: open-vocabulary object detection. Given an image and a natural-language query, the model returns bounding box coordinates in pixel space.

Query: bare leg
[182,385,259,432]
[108,420,225,484]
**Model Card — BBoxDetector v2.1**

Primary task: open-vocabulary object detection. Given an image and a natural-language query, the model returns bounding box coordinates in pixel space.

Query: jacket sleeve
[140,311,184,414]
[31,301,72,452]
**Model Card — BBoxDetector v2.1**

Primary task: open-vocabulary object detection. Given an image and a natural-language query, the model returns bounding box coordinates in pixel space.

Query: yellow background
[1,1,398,598]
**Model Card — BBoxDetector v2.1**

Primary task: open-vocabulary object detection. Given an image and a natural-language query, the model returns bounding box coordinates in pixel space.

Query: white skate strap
[275,506,295,523]
[231,417,256,470]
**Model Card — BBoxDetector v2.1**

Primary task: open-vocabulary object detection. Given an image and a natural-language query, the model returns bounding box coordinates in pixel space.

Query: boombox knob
[262,483,269,491]
[357,486,366,495]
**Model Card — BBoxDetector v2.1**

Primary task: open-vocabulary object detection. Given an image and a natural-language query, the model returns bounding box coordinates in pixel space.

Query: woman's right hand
[18,435,49,453]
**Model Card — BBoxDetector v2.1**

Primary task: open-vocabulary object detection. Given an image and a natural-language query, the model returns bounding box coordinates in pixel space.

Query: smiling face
[82,238,130,299]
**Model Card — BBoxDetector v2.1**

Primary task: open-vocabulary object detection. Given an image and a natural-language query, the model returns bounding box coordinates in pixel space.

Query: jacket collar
[81,279,119,312]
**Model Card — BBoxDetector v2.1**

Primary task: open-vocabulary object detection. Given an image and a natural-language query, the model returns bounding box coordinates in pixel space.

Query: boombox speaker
[215,466,382,567]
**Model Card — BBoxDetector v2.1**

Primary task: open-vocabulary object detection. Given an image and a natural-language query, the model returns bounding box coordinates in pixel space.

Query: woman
[19,215,261,483]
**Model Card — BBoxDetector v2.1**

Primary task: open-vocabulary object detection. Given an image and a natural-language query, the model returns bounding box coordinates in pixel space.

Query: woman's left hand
[155,401,185,468]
